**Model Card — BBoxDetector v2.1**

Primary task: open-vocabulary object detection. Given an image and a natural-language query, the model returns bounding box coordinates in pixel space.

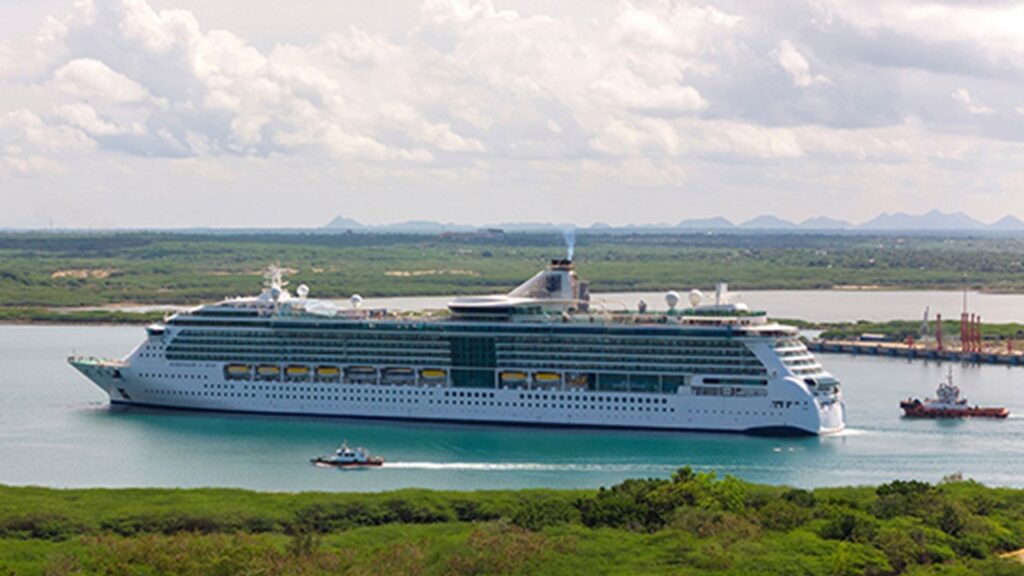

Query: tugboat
[900,368,1009,419]
[311,441,384,468]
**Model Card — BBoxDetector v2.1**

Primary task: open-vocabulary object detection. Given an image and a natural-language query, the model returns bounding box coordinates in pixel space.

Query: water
[92,289,1024,323]
[3,324,1024,491]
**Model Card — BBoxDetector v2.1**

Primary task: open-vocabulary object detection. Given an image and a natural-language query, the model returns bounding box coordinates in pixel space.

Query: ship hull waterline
[71,359,844,437]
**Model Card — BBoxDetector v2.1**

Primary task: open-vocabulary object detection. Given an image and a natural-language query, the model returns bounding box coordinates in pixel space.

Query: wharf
[807,340,1024,366]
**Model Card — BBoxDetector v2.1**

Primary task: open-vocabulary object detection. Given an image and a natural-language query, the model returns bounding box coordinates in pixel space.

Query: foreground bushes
[2,471,1024,575]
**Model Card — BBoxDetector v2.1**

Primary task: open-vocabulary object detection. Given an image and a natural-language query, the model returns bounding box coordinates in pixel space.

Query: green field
[2,470,1023,575]
[2,231,1024,309]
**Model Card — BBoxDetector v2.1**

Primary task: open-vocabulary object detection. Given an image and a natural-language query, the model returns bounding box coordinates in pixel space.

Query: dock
[807,340,1024,366]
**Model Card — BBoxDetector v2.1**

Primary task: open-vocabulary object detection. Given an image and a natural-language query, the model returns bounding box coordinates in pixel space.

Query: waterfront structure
[70,261,845,435]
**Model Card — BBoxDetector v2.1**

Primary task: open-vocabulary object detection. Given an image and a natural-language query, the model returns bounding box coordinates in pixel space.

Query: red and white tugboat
[311,441,384,468]
[900,367,1009,419]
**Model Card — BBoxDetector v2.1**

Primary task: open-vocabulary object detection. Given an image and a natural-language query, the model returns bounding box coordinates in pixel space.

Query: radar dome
[270,286,282,300]
[296,284,309,298]
[688,289,703,308]
[350,294,364,309]
[664,291,680,310]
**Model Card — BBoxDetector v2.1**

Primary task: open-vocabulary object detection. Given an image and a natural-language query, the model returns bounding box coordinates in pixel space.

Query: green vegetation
[2,231,1024,309]
[0,307,164,325]
[3,470,1024,574]
[813,319,1024,342]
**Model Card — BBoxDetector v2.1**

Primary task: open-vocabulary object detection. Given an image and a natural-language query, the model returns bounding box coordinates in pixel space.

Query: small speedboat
[311,441,384,468]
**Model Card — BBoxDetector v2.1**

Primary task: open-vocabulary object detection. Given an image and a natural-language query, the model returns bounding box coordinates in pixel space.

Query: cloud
[3,109,95,153]
[951,88,994,114]
[50,59,150,103]
[2,154,65,177]
[776,40,829,87]
[1,0,1024,226]
[54,103,142,136]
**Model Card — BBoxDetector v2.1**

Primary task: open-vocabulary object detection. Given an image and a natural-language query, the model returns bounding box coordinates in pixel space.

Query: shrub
[450,499,500,523]
[873,480,934,519]
[671,508,760,542]
[446,522,568,575]
[0,514,84,541]
[820,509,879,543]
[576,478,672,531]
[782,488,816,508]
[381,496,454,524]
[757,499,811,531]
[291,501,381,533]
[510,495,575,531]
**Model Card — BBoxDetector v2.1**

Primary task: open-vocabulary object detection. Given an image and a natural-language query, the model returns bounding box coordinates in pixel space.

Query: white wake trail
[383,462,677,472]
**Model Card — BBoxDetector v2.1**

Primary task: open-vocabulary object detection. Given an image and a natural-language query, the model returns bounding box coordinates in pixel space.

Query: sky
[1,0,1023,228]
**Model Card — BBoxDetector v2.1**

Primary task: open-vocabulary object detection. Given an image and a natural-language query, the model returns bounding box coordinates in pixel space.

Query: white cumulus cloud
[776,40,829,87]
[50,59,150,103]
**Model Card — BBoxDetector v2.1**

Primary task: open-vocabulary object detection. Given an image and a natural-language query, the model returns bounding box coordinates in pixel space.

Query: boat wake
[828,427,871,437]
[384,462,678,472]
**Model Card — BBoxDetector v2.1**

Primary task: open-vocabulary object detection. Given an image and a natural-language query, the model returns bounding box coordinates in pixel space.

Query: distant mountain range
[324,210,1024,233]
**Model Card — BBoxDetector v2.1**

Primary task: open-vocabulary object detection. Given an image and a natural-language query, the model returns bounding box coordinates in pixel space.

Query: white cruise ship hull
[70,358,843,435]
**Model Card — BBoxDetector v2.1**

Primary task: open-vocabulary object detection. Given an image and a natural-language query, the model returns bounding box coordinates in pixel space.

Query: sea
[3,289,1024,492]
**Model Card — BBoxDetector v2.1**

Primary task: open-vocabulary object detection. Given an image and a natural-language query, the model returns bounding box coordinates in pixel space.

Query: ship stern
[815,396,846,435]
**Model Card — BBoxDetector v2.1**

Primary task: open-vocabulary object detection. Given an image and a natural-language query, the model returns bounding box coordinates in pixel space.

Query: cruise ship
[69,260,845,435]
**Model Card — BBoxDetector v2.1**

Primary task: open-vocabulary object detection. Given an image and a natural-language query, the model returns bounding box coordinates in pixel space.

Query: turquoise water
[2,324,1023,491]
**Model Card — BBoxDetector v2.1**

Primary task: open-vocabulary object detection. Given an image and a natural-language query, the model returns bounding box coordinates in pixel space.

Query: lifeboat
[315,366,340,383]
[419,368,447,379]
[534,372,561,384]
[382,367,415,384]
[345,366,377,383]
[225,364,251,379]
[256,365,280,380]
[500,371,528,382]
[286,365,310,381]
[901,367,1009,419]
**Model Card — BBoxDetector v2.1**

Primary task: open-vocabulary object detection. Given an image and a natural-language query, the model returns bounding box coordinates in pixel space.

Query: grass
[2,471,1024,574]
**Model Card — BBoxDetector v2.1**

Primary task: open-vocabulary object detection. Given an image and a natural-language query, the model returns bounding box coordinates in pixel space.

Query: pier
[807,340,1024,365]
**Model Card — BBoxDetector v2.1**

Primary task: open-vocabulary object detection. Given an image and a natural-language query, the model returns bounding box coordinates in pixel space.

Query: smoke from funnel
[563,228,576,261]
